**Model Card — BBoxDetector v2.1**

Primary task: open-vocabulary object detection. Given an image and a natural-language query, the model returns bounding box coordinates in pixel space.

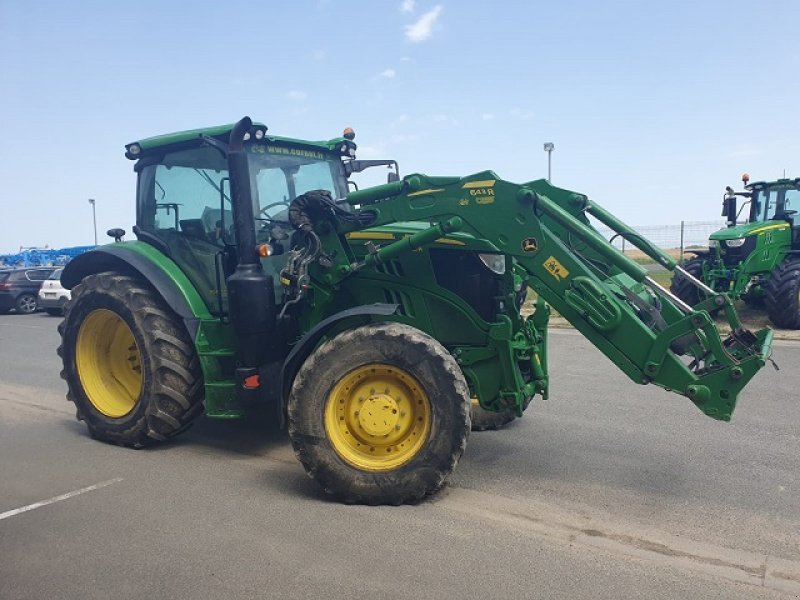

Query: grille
[719,237,756,267]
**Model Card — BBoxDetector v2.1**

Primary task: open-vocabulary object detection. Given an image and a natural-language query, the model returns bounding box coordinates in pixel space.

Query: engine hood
[709,221,790,240]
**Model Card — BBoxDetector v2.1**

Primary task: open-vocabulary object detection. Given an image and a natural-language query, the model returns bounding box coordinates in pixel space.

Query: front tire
[765,259,800,329]
[470,396,532,431]
[58,271,204,447]
[670,258,705,307]
[470,402,516,431]
[288,322,470,504]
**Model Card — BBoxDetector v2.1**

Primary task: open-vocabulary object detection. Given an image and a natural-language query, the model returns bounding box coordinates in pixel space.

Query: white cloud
[482,113,495,121]
[431,114,462,127]
[379,68,397,79]
[405,5,443,43]
[510,108,534,121]
[286,90,308,102]
[391,133,420,144]
[401,0,415,13]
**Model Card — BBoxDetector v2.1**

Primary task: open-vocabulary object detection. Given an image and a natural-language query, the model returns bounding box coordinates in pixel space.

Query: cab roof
[125,121,355,160]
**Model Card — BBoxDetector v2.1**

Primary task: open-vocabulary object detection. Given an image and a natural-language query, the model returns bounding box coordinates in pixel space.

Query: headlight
[708,240,718,248]
[478,253,505,274]
[725,238,747,247]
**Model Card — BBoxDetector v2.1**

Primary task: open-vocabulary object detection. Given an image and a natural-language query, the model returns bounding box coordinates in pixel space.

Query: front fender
[279,303,399,424]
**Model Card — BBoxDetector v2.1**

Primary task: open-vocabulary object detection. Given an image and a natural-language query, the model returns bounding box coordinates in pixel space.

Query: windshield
[247,143,348,221]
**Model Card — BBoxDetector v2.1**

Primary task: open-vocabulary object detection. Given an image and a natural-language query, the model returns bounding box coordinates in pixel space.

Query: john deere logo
[522,238,538,252]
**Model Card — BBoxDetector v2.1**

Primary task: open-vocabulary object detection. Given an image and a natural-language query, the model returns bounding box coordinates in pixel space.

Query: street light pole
[88,198,97,245]
[543,142,554,182]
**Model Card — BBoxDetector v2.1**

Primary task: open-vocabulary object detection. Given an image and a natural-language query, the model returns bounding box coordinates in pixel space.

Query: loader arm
[334,171,772,421]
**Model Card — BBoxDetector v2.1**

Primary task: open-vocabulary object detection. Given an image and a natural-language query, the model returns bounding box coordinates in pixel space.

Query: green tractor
[58,117,771,505]
[671,174,800,327]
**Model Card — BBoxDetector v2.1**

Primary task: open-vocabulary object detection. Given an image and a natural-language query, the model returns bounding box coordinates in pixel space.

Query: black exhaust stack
[226,117,278,378]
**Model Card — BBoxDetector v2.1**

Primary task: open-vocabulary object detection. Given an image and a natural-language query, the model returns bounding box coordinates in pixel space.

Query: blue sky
[1,0,798,252]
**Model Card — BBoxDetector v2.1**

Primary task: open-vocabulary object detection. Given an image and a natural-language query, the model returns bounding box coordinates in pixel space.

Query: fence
[594,220,724,259]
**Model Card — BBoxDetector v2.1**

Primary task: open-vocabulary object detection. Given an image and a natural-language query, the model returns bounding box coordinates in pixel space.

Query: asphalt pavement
[0,312,798,599]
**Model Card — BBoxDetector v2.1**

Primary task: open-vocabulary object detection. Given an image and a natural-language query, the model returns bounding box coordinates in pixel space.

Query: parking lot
[1,312,799,599]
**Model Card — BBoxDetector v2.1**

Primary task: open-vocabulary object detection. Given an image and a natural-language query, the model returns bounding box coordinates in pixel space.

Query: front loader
[58,117,772,505]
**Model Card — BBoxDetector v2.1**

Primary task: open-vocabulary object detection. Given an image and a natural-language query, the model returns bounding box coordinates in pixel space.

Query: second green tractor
[672,174,800,328]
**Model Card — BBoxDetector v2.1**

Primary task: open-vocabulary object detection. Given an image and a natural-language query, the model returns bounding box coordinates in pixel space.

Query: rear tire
[58,271,204,447]
[15,293,37,314]
[765,259,800,329]
[288,322,470,504]
[45,308,63,316]
[670,258,705,307]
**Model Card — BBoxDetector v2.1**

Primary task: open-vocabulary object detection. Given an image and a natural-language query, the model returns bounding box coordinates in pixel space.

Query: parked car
[38,268,71,315]
[0,267,57,314]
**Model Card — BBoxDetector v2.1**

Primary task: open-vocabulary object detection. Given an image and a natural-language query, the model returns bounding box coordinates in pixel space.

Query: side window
[26,270,50,281]
[153,164,231,241]
[137,146,232,315]
[138,146,232,244]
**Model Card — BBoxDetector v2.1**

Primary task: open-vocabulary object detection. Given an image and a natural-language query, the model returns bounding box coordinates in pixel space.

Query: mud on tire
[287,322,470,505]
[58,271,204,447]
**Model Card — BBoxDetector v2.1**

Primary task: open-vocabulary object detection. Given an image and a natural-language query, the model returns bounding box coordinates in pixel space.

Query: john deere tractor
[671,174,800,328]
[58,117,771,505]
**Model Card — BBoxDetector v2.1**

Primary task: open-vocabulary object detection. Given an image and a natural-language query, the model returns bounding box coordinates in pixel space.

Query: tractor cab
[721,175,800,227]
[126,123,385,315]
[747,179,800,228]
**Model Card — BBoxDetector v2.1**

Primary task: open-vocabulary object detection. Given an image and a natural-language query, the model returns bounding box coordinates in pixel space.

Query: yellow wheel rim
[324,364,431,472]
[76,309,143,418]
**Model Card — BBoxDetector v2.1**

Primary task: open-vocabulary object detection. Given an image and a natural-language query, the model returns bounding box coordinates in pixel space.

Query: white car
[38,268,71,315]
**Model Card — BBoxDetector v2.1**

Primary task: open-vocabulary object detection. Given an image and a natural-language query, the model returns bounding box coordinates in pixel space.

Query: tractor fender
[61,245,206,339]
[279,303,399,421]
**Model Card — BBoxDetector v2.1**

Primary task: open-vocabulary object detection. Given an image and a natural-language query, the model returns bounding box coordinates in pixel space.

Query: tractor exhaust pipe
[226,116,278,374]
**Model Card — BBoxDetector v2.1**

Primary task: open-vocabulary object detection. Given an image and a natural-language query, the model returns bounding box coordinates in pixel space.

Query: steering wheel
[259,201,291,219]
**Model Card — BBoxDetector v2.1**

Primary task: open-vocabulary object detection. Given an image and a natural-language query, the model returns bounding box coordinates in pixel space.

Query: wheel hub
[358,395,400,436]
[324,364,431,472]
[76,309,143,418]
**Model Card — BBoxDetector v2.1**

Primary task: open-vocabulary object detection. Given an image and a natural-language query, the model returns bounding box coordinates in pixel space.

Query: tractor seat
[180,219,212,242]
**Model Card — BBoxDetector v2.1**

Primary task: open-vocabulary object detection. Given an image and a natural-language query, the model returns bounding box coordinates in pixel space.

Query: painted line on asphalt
[0,478,123,522]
